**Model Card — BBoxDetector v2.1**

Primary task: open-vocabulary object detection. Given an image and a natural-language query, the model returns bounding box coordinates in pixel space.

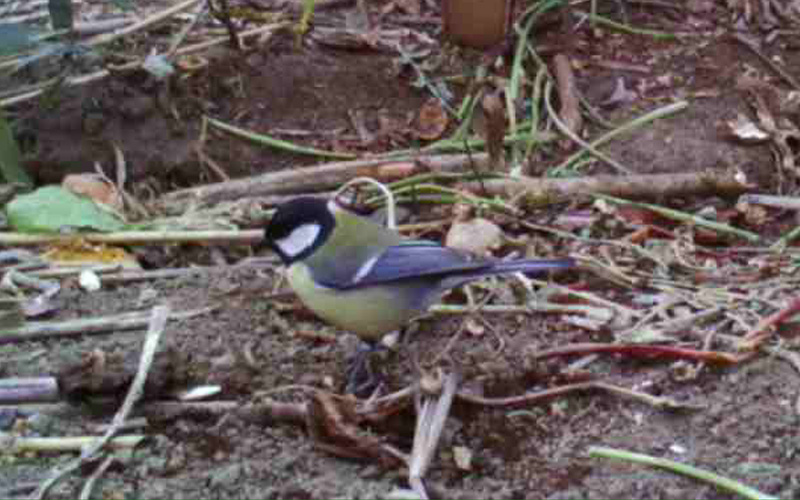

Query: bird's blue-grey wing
[305,242,392,289]
[330,242,490,289]
[313,241,574,290]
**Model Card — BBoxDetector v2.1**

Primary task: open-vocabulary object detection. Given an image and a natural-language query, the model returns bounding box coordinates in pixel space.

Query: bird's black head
[263,197,336,264]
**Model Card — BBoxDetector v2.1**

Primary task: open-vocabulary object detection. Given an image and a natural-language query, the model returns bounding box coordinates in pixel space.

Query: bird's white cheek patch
[275,223,321,258]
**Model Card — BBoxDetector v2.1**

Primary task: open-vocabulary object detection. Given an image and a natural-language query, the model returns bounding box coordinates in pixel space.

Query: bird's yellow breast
[286,262,429,341]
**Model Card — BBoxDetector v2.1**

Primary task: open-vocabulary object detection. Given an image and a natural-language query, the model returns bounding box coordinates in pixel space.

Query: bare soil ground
[2,0,800,499]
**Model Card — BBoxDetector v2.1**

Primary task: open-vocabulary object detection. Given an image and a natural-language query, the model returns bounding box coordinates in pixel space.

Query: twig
[26,261,277,282]
[409,371,459,500]
[158,153,491,211]
[0,377,59,404]
[7,435,143,453]
[457,380,697,410]
[572,11,677,39]
[470,169,749,205]
[457,381,599,406]
[529,279,642,325]
[166,1,208,59]
[0,229,262,247]
[553,54,584,145]
[596,194,761,242]
[0,23,290,107]
[78,455,115,500]
[0,403,82,418]
[545,79,634,174]
[91,417,149,433]
[532,343,746,365]
[83,0,204,47]
[429,303,581,315]
[589,447,779,500]
[28,264,122,278]
[97,263,279,284]
[139,399,307,425]
[551,101,688,174]
[587,381,703,410]
[207,117,358,160]
[739,194,800,210]
[741,296,800,349]
[33,305,169,500]
[733,33,800,90]
[0,307,213,345]
[762,344,800,377]
[73,18,135,36]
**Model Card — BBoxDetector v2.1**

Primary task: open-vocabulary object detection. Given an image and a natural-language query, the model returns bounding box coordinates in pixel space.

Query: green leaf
[0,111,33,187]
[6,186,127,233]
[0,24,40,56]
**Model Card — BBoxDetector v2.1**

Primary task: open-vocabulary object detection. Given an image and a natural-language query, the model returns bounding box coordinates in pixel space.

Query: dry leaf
[736,200,769,226]
[446,218,503,256]
[724,113,769,143]
[374,161,418,180]
[42,239,141,269]
[393,0,421,15]
[62,173,123,212]
[479,90,507,171]
[415,98,448,140]
[463,317,485,336]
[453,446,473,471]
[600,77,638,107]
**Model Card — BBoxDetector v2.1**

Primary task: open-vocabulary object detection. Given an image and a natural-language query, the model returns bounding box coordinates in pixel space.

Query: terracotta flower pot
[442,0,512,49]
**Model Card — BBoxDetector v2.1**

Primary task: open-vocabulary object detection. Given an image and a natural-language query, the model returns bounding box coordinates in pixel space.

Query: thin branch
[0,229,262,247]
[78,455,116,500]
[33,305,169,500]
[589,447,778,500]
[0,377,59,403]
[409,372,459,500]
[83,0,203,47]
[0,307,213,345]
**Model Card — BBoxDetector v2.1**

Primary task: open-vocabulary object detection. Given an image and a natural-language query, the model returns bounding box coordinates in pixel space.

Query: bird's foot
[345,342,386,398]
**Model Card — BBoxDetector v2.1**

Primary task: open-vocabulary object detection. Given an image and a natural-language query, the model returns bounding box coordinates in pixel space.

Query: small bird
[262,197,575,344]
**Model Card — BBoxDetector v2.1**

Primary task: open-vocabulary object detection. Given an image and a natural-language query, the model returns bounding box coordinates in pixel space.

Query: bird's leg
[345,341,386,397]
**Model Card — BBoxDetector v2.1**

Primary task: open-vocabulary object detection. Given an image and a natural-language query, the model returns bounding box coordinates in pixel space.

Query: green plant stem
[9,435,144,453]
[0,110,33,187]
[509,0,563,103]
[588,447,779,500]
[206,116,356,159]
[544,80,632,174]
[390,183,518,215]
[386,128,558,159]
[595,194,761,242]
[574,12,677,39]
[525,66,548,159]
[551,100,688,174]
[772,224,800,250]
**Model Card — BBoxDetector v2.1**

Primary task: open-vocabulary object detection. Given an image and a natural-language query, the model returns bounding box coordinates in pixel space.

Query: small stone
[453,445,473,471]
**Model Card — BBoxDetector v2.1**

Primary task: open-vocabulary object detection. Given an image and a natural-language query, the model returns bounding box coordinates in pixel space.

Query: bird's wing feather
[318,242,489,289]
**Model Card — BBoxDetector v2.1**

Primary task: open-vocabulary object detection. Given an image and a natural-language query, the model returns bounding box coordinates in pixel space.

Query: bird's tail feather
[440,257,574,290]
[486,257,575,276]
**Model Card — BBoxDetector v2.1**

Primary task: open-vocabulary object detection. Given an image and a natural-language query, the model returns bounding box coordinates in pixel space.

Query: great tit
[263,197,575,343]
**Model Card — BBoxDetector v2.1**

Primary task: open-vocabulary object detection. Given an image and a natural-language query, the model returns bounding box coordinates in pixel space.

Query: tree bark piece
[553,54,583,147]
[158,154,490,213]
[471,170,751,206]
